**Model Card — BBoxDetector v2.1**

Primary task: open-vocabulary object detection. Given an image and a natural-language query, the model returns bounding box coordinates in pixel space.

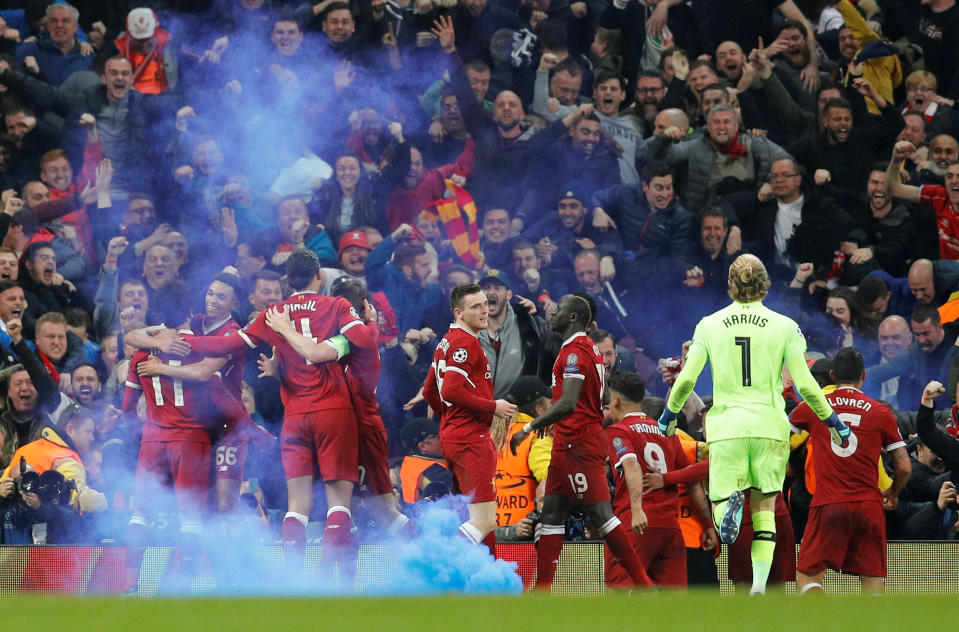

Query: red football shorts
[358,426,392,496]
[214,429,250,481]
[797,500,887,577]
[605,526,687,588]
[281,408,358,482]
[135,440,211,513]
[727,507,796,584]
[544,429,610,506]
[442,438,497,503]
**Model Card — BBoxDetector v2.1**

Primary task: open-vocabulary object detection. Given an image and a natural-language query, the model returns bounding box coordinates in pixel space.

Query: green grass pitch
[6,592,955,631]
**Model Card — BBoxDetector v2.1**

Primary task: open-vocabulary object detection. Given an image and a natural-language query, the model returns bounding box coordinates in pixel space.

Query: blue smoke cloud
[136,491,522,597]
[378,495,523,595]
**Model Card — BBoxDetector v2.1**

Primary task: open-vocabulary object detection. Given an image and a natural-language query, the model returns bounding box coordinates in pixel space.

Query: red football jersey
[189,315,243,396]
[552,331,605,444]
[920,185,959,259]
[791,386,905,506]
[239,291,364,416]
[342,321,383,435]
[608,412,689,529]
[124,348,211,443]
[430,324,494,444]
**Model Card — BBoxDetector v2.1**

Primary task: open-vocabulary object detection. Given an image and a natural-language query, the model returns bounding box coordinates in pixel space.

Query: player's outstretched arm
[785,334,849,447]
[510,375,582,454]
[124,326,191,356]
[136,355,227,382]
[264,305,347,363]
[916,381,959,468]
[662,333,708,435]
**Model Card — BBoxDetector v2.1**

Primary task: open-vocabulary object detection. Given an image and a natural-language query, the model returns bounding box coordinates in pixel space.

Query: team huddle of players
[120,249,911,594]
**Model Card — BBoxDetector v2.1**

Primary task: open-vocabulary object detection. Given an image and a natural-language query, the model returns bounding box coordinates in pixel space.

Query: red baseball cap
[338,231,371,257]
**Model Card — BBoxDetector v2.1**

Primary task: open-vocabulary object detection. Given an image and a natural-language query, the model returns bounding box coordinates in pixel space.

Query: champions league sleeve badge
[452,347,469,363]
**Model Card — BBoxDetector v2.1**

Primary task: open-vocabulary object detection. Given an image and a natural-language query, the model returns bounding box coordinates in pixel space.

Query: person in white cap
[110,8,177,94]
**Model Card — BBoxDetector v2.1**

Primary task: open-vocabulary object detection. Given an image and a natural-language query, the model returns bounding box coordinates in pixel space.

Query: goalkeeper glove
[824,412,850,448]
[658,407,678,437]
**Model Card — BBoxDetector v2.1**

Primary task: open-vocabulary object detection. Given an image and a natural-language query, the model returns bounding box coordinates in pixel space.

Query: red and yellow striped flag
[421,179,485,269]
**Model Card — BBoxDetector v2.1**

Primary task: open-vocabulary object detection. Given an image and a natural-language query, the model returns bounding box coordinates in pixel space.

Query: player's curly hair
[728,254,771,303]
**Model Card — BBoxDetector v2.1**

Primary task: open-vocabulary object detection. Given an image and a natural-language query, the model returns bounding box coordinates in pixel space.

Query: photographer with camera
[0,404,107,543]
[0,456,83,544]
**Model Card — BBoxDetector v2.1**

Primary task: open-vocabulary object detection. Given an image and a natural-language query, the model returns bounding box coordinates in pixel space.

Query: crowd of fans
[0,0,956,573]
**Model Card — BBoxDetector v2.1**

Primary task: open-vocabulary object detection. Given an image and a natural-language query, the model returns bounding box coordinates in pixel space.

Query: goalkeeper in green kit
[659,254,850,595]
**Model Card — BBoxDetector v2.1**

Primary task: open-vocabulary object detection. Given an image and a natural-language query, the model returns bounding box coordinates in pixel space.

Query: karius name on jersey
[828,394,873,411]
[721,313,769,328]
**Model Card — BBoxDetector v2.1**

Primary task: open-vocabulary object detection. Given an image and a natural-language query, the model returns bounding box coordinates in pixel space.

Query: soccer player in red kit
[261,276,412,536]
[790,347,911,594]
[179,249,367,575]
[121,282,253,591]
[423,283,517,555]
[125,273,265,514]
[510,294,652,589]
[605,372,711,588]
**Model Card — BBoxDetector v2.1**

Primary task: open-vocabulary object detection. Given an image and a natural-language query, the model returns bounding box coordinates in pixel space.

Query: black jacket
[592,185,695,283]
[787,104,903,190]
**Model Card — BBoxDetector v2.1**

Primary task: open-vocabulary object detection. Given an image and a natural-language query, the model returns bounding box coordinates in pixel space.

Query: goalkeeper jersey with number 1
[666,300,833,443]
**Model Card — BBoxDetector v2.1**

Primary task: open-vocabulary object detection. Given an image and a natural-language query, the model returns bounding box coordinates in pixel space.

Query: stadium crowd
[0,0,957,591]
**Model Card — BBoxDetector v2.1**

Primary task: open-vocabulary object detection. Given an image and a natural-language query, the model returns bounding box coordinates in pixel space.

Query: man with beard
[768,21,820,110]
[787,83,903,191]
[421,92,471,168]
[887,139,959,260]
[832,0,902,115]
[831,163,917,278]
[921,134,959,186]
[70,363,102,408]
[621,71,668,137]
[478,269,556,397]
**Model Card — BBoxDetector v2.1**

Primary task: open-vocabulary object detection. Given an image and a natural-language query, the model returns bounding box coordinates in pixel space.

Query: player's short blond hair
[728,254,771,303]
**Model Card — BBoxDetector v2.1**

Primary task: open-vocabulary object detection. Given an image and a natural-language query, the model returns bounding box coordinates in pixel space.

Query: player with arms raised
[510,294,652,590]
[178,249,366,577]
[660,254,850,595]
[791,347,910,594]
[423,283,517,555]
